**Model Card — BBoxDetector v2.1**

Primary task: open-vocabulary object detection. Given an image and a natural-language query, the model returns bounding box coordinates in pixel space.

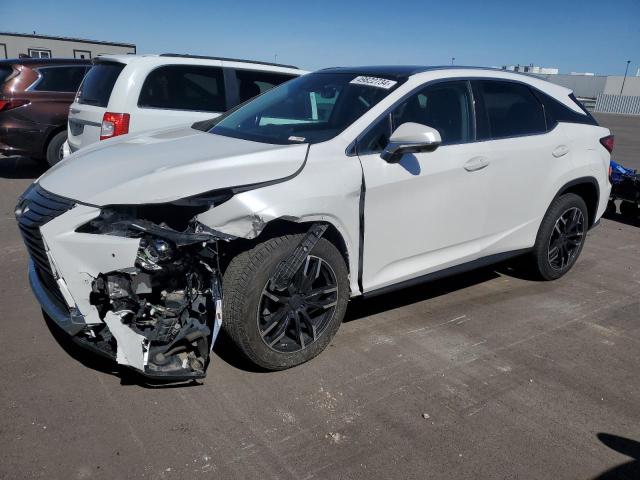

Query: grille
[16,184,75,308]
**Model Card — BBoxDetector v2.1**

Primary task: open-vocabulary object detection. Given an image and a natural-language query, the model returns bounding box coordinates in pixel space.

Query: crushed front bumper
[19,184,220,381]
[28,259,87,335]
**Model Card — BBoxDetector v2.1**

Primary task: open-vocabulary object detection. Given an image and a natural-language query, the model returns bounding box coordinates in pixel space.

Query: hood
[39,126,308,205]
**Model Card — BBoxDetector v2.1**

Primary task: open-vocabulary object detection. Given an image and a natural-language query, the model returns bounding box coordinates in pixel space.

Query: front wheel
[530,193,588,280]
[222,234,349,370]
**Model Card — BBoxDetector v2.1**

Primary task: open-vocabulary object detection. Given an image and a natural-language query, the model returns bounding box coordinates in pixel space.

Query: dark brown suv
[0,58,90,165]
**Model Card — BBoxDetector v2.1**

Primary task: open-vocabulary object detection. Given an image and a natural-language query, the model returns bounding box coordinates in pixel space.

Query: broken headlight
[77,203,231,380]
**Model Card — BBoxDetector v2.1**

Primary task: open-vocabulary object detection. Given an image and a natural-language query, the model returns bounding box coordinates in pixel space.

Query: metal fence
[594,94,640,115]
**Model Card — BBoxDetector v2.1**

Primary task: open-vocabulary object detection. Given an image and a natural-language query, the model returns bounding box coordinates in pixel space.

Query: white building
[501,64,559,75]
[0,32,135,60]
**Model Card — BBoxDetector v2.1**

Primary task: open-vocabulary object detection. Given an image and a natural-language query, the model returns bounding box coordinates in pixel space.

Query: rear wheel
[530,193,588,280]
[45,131,67,167]
[222,234,349,370]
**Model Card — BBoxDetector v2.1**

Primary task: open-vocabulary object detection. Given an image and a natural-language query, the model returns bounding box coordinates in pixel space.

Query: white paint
[350,76,397,89]
[66,54,307,154]
[30,67,612,372]
[104,311,148,371]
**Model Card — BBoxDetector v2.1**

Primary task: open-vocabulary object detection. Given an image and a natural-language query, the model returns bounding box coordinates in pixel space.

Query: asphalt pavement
[0,114,639,479]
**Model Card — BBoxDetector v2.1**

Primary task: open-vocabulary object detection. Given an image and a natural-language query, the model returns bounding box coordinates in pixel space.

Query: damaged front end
[74,206,233,380]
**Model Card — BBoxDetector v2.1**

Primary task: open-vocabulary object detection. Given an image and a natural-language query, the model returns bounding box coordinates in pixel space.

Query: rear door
[133,63,227,131]
[67,61,125,152]
[471,79,570,254]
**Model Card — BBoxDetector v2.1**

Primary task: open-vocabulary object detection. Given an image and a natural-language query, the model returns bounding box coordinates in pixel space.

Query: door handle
[552,145,569,158]
[464,156,490,172]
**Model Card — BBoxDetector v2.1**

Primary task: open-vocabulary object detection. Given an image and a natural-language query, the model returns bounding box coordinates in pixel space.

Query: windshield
[210,72,402,145]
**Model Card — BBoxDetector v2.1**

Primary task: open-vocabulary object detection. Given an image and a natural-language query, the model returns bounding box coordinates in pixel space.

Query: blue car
[609,160,640,217]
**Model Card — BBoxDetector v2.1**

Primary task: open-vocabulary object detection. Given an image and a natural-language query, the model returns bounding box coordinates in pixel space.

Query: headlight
[137,237,173,271]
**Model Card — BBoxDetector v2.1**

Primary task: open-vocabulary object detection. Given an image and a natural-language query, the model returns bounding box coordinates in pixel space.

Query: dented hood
[38,126,308,206]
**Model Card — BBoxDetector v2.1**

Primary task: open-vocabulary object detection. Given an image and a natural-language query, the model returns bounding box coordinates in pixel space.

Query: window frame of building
[73,49,92,60]
[28,48,52,59]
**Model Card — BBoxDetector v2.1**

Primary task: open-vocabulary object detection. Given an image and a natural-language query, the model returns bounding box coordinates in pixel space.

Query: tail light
[100,112,130,140]
[0,99,30,112]
[599,135,614,154]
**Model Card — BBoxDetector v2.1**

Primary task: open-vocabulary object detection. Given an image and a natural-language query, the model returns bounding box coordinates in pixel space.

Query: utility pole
[620,60,631,95]
[274,54,278,63]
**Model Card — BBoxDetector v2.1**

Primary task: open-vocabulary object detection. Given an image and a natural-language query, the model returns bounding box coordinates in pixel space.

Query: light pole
[451,57,455,65]
[620,60,631,95]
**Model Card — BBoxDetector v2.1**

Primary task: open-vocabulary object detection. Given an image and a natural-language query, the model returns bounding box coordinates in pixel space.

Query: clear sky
[1,0,638,75]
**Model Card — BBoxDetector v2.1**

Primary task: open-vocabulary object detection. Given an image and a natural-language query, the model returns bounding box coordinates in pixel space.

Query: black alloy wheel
[257,255,338,353]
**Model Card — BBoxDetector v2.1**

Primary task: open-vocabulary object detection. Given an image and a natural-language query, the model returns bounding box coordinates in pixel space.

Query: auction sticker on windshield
[350,76,398,89]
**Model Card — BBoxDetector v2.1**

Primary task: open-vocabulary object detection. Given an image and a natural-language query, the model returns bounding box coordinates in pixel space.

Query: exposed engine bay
[79,207,233,380]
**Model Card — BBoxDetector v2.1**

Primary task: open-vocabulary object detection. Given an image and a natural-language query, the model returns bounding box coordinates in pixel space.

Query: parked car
[16,66,612,381]
[64,54,306,157]
[0,58,90,165]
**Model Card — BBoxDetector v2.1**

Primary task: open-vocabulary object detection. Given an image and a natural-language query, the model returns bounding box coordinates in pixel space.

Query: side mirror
[381,122,442,163]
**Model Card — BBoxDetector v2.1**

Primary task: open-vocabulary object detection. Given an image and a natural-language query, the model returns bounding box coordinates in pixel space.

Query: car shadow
[0,155,47,179]
[602,209,640,228]
[589,433,640,479]
[41,259,529,383]
[42,311,205,388]
[345,265,501,322]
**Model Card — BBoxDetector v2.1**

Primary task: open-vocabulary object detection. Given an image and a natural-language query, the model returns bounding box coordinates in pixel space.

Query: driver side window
[357,80,474,155]
[392,81,473,145]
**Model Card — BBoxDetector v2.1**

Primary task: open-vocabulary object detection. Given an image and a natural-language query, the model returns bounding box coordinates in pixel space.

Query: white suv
[63,54,305,159]
[18,66,612,381]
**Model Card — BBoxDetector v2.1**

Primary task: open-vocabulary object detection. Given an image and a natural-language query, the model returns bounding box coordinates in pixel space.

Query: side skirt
[362,248,531,299]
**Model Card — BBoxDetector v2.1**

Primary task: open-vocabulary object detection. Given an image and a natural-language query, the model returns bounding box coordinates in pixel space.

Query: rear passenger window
[138,65,226,112]
[234,69,295,104]
[33,66,88,92]
[477,80,546,138]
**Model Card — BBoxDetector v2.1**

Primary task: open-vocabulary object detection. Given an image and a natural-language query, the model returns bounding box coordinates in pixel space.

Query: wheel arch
[554,176,600,228]
[42,124,67,156]
[219,217,352,283]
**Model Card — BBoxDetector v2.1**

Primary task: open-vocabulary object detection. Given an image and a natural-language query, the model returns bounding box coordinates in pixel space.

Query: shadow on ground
[0,155,47,179]
[590,433,640,479]
[42,260,531,384]
[603,210,640,228]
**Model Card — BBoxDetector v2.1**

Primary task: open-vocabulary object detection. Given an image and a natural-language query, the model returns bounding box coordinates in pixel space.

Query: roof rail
[159,53,298,70]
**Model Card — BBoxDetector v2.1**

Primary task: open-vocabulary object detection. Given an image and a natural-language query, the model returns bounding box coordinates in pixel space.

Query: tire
[45,131,67,167]
[222,233,349,370]
[530,193,588,281]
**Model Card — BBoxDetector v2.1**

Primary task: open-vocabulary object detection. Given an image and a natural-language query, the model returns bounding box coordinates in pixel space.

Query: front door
[358,80,491,292]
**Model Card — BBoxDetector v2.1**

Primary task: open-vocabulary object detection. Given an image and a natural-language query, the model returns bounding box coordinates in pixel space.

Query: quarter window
[477,80,546,138]
[234,69,296,104]
[138,65,226,112]
[32,66,88,92]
